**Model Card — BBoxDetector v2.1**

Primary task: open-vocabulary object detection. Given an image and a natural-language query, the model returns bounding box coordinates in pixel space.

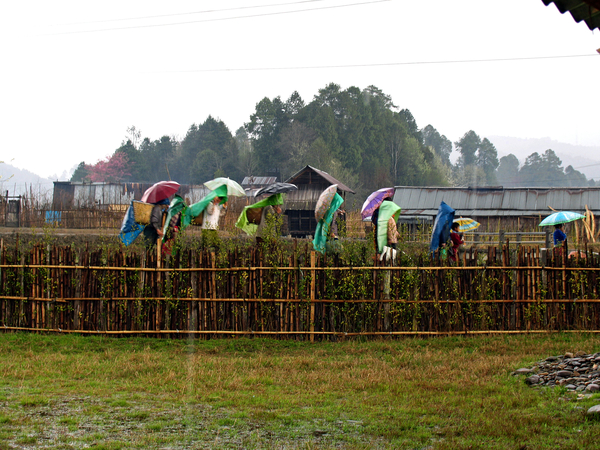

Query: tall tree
[496,154,520,187]
[455,131,481,168]
[477,138,499,185]
[422,125,452,166]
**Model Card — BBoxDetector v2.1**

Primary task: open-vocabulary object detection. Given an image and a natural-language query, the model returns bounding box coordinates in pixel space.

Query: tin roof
[241,176,277,187]
[393,186,600,217]
[542,0,600,31]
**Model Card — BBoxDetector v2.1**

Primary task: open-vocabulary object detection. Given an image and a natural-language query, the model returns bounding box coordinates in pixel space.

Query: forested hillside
[70,83,595,198]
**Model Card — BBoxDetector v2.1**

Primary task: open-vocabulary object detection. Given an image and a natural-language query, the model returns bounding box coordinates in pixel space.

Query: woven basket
[133,200,154,225]
[191,212,204,226]
[246,207,263,225]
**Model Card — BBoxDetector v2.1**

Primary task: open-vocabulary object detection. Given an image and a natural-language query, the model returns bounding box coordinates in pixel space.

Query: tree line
[71,83,595,200]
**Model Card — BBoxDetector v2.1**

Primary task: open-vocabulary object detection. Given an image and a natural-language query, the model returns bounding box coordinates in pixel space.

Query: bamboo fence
[0,240,599,339]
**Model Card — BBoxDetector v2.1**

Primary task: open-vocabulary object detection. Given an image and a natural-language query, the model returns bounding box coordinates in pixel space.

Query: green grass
[0,332,599,449]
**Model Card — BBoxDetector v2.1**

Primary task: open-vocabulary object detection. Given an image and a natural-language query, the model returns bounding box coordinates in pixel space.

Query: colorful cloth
[118,201,144,246]
[235,193,284,236]
[162,195,187,235]
[376,201,401,254]
[313,192,344,254]
[553,228,567,246]
[181,184,228,229]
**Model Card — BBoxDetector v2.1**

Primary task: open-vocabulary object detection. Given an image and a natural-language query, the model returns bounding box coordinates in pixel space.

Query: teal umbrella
[539,211,585,227]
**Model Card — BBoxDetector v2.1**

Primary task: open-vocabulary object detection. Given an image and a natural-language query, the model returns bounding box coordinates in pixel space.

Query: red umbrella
[141,181,180,204]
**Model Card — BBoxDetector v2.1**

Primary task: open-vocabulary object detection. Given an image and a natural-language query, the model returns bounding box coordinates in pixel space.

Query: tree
[422,125,452,166]
[477,138,499,185]
[519,149,565,186]
[496,154,520,187]
[564,165,589,187]
[235,127,257,177]
[245,96,289,172]
[455,131,481,168]
[70,162,90,182]
[276,121,317,180]
[87,153,131,182]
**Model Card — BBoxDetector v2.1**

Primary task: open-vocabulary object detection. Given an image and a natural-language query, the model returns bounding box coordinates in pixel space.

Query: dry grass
[0,333,599,449]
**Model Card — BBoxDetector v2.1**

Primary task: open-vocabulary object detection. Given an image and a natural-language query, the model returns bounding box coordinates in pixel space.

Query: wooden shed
[283,165,355,238]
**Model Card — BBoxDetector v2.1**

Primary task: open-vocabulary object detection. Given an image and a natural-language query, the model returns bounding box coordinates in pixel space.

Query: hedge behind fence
[0,239,599,339]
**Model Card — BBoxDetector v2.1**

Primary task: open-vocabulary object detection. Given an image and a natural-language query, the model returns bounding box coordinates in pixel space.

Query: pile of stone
[513,351,600,417]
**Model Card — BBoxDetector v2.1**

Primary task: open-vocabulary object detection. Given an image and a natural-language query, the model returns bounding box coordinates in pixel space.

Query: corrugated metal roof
[241,176,277,187]
[393,186,600,217]
[542,0,600,31]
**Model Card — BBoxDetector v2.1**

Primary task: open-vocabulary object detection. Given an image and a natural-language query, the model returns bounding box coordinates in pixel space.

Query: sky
[1,0,599,181]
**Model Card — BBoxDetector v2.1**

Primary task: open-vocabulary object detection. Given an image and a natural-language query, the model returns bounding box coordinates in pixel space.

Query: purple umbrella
[361,187,395,220]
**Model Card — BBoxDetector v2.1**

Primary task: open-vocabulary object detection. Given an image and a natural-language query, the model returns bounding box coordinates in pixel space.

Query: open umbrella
[539,211,585,227]
[455,217,480,232]
[361,187,395,221]
[141,181,180,204]
[254,182,297,197]
[315,185,338,221]
[204,177,245,197]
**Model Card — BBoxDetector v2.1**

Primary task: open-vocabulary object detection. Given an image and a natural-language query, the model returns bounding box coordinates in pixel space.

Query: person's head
[451,222,460,232]
[555,224,563,229]
[213,196,223,205]
[274,205,282,214]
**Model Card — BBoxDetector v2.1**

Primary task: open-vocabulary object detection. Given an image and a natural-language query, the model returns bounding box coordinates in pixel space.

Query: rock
[514,368,534,375]
[556,370,573,378]
[525,375,540,385]
[565,384,577,390]
[575,351,586,357]
[587,405,600,417]
[564,352,574,358]
[586,384,600,393]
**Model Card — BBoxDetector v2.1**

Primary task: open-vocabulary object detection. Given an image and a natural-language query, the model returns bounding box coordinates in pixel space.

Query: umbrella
[254,182,297,197]
[429,201,455,253]
[204,177,245,197]
[315,185,338,221]
[361,187,395,221]
[455,217,480,232]
[539,211,585,227]
[141,181,180,204]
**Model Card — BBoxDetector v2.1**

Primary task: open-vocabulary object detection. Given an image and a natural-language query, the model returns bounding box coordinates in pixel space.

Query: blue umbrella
[539,211,585,227]
[429,201,455,253]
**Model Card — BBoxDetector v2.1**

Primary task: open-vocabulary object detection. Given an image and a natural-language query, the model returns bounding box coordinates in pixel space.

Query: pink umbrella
[361,187,395,220]
[141,181,180,204]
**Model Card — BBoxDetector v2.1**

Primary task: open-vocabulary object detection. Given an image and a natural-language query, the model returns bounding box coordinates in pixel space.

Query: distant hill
[487,136,600,182]
[0,162,55,198]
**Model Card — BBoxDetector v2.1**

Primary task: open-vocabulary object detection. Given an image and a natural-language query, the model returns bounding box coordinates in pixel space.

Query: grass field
[0,332,599,449]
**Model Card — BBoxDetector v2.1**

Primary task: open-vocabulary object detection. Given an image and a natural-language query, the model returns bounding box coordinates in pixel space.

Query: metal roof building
[542,0,600,31]
[393,186,600,220]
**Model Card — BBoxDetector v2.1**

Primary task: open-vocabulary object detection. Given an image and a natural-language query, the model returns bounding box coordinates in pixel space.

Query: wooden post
[310,251,316,342]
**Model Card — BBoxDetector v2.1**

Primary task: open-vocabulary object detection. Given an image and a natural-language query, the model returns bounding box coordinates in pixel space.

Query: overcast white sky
[1,0,599,180]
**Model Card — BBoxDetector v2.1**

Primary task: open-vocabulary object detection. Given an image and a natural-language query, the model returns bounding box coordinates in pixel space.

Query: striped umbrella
[455,217,480,232]
[539,211,585,226]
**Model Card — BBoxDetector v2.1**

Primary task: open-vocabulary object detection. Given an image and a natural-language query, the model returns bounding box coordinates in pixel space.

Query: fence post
[545,230,551,249]
[499,230,505,246]
[310,251,316,342]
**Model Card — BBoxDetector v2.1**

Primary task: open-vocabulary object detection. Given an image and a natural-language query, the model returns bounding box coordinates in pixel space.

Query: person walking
[448,222,464,263]
[553,223,567,256]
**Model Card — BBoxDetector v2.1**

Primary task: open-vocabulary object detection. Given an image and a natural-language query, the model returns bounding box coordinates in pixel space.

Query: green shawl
[376,201,401,254]
[162,194,187,236]
[181,184,228,229]
[235,193,283,236]
[312,192,344,254]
